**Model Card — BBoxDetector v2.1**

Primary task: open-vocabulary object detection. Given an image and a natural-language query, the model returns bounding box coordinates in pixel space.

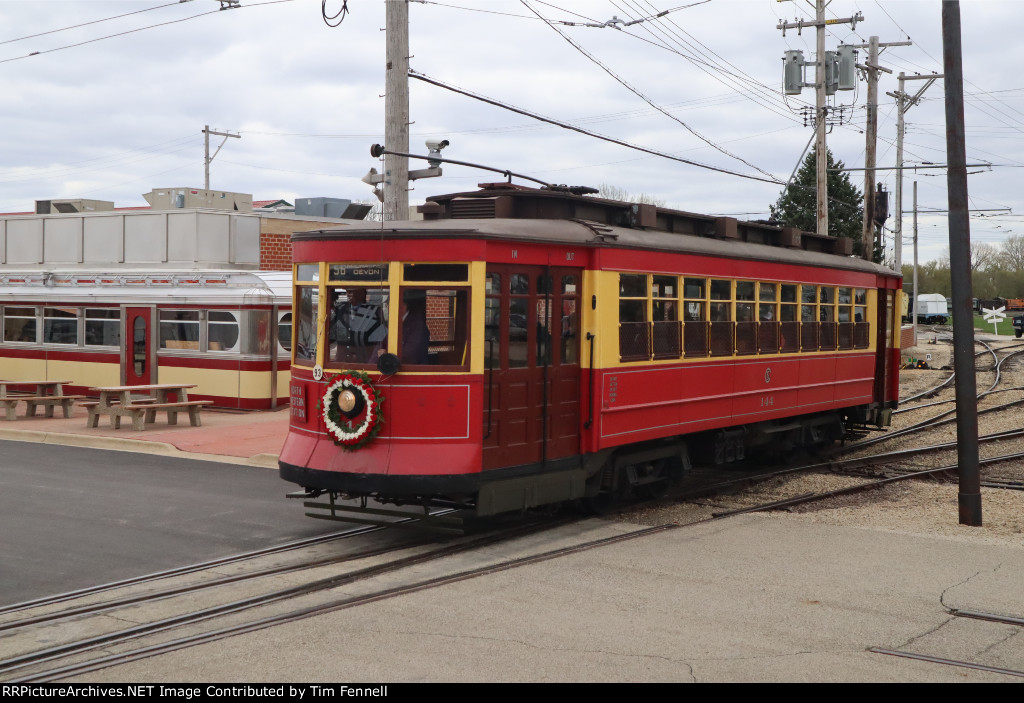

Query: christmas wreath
[319,371,385,451]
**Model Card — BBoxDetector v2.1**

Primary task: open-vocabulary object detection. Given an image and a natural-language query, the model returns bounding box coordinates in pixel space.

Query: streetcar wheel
[578,492,616,516]
[636,457,684,499]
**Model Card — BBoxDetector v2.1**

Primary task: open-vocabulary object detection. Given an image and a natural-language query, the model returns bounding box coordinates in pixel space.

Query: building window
[278,312,292,353]
[3,306,37,343]
[160,310,201,350]
[208,311,240,352]
[43,307,78,345]
[85,308,120,347]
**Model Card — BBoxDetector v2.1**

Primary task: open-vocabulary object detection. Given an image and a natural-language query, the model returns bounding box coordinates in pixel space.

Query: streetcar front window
[328,286,389,366]
[294,286,318,365]
[398,287,468,369]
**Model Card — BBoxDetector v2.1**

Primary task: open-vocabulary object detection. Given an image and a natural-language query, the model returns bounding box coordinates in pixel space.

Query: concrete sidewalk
[0,404,290,467]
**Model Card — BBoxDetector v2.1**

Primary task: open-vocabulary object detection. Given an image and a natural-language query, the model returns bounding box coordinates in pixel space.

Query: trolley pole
[383,0,410,222]
[942,0,981,527]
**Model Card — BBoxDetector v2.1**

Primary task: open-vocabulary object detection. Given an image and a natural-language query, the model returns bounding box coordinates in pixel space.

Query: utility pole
[777,2,862,237]
[384,0,410,222]
[888,72,942,273]
[847,36,910,261]
[813,0,827,236]
[912,180,919,344]
[942,0,981,527]
[202,125,240,191]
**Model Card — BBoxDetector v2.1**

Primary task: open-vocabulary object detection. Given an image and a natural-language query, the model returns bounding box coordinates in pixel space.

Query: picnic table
[85,384,211,431]
[0,380,83,420]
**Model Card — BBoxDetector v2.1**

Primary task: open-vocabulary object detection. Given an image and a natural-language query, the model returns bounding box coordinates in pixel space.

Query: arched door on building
[122,306,155,386]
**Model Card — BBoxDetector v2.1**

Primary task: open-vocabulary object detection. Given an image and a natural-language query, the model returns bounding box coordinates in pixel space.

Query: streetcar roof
[296,217,896,278]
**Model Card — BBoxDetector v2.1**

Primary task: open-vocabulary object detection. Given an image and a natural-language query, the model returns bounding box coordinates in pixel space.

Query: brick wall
[900,325,915,349]
[260,231,293,271]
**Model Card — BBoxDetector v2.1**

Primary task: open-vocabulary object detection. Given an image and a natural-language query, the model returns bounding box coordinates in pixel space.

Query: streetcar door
[122,306,155,386]
[483,265,581,470]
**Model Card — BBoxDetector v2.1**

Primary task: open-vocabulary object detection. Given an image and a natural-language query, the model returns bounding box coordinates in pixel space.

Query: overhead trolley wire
[409,69,784,185]
[0,0,186,46]
[519,0,780,182]
[0,0,296,65]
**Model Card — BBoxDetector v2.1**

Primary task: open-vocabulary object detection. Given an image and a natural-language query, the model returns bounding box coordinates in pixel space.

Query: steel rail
[0,525,385,617]
[868,647,1024,679]
[0,516,565,680]
[0,538,434,634]
[710,449,1024,518]
[951,608,1024,627]
[9,517,696,683]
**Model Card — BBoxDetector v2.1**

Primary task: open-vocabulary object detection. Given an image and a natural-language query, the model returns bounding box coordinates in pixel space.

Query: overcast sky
[2,0,1022,265]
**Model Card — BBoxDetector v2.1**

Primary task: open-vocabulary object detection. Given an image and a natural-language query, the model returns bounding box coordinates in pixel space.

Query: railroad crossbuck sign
[983,305,1006,334]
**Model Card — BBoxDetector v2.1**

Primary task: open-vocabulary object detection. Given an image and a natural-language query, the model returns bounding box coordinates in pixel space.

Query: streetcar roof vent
[450,197,508,219]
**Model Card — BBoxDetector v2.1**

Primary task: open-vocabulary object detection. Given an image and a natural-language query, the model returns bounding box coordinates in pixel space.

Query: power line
[0,0,296,65]
[519,0,779,181]
[0,1,187,47]
[408,69,784,185]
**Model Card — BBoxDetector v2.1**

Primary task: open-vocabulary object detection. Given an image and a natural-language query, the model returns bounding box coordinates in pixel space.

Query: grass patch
[972,313,1018,336]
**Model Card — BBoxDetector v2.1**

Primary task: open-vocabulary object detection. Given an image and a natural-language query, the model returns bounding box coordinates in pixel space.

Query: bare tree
[998,234,1024,273]
[971,241,999,272]
[598,183,666,207]
[354,199,383,222]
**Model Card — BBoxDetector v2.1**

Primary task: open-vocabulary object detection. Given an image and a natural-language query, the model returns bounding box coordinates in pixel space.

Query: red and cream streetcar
[280,184,901,523]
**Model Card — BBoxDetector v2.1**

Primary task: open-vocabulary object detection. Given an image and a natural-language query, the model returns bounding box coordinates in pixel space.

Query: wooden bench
[119,400,213,431]
[0,395,86,420]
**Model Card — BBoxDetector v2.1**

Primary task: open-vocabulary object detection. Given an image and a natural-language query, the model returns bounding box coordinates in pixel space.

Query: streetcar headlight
[338,388,367,418]
[339,389,359,414]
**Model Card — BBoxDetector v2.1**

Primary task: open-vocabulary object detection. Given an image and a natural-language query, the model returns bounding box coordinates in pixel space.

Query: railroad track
[0,515,568,683]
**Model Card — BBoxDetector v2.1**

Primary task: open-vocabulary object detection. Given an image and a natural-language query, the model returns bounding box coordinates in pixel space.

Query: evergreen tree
[769,147,865,256]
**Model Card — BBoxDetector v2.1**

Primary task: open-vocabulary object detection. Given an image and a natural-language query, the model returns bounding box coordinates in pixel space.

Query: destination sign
[329,264,388,282]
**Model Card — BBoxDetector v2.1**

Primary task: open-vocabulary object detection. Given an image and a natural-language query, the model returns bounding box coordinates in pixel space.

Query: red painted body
[280,187,902,510]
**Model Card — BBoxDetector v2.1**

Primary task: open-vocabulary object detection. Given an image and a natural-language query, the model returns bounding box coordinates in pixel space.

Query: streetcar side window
[652,275,680,359]
[708,279,733,357]
[683,278,708,358]
[735,281,757,355]
[779,284,800,353]
[618,274,649,362]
